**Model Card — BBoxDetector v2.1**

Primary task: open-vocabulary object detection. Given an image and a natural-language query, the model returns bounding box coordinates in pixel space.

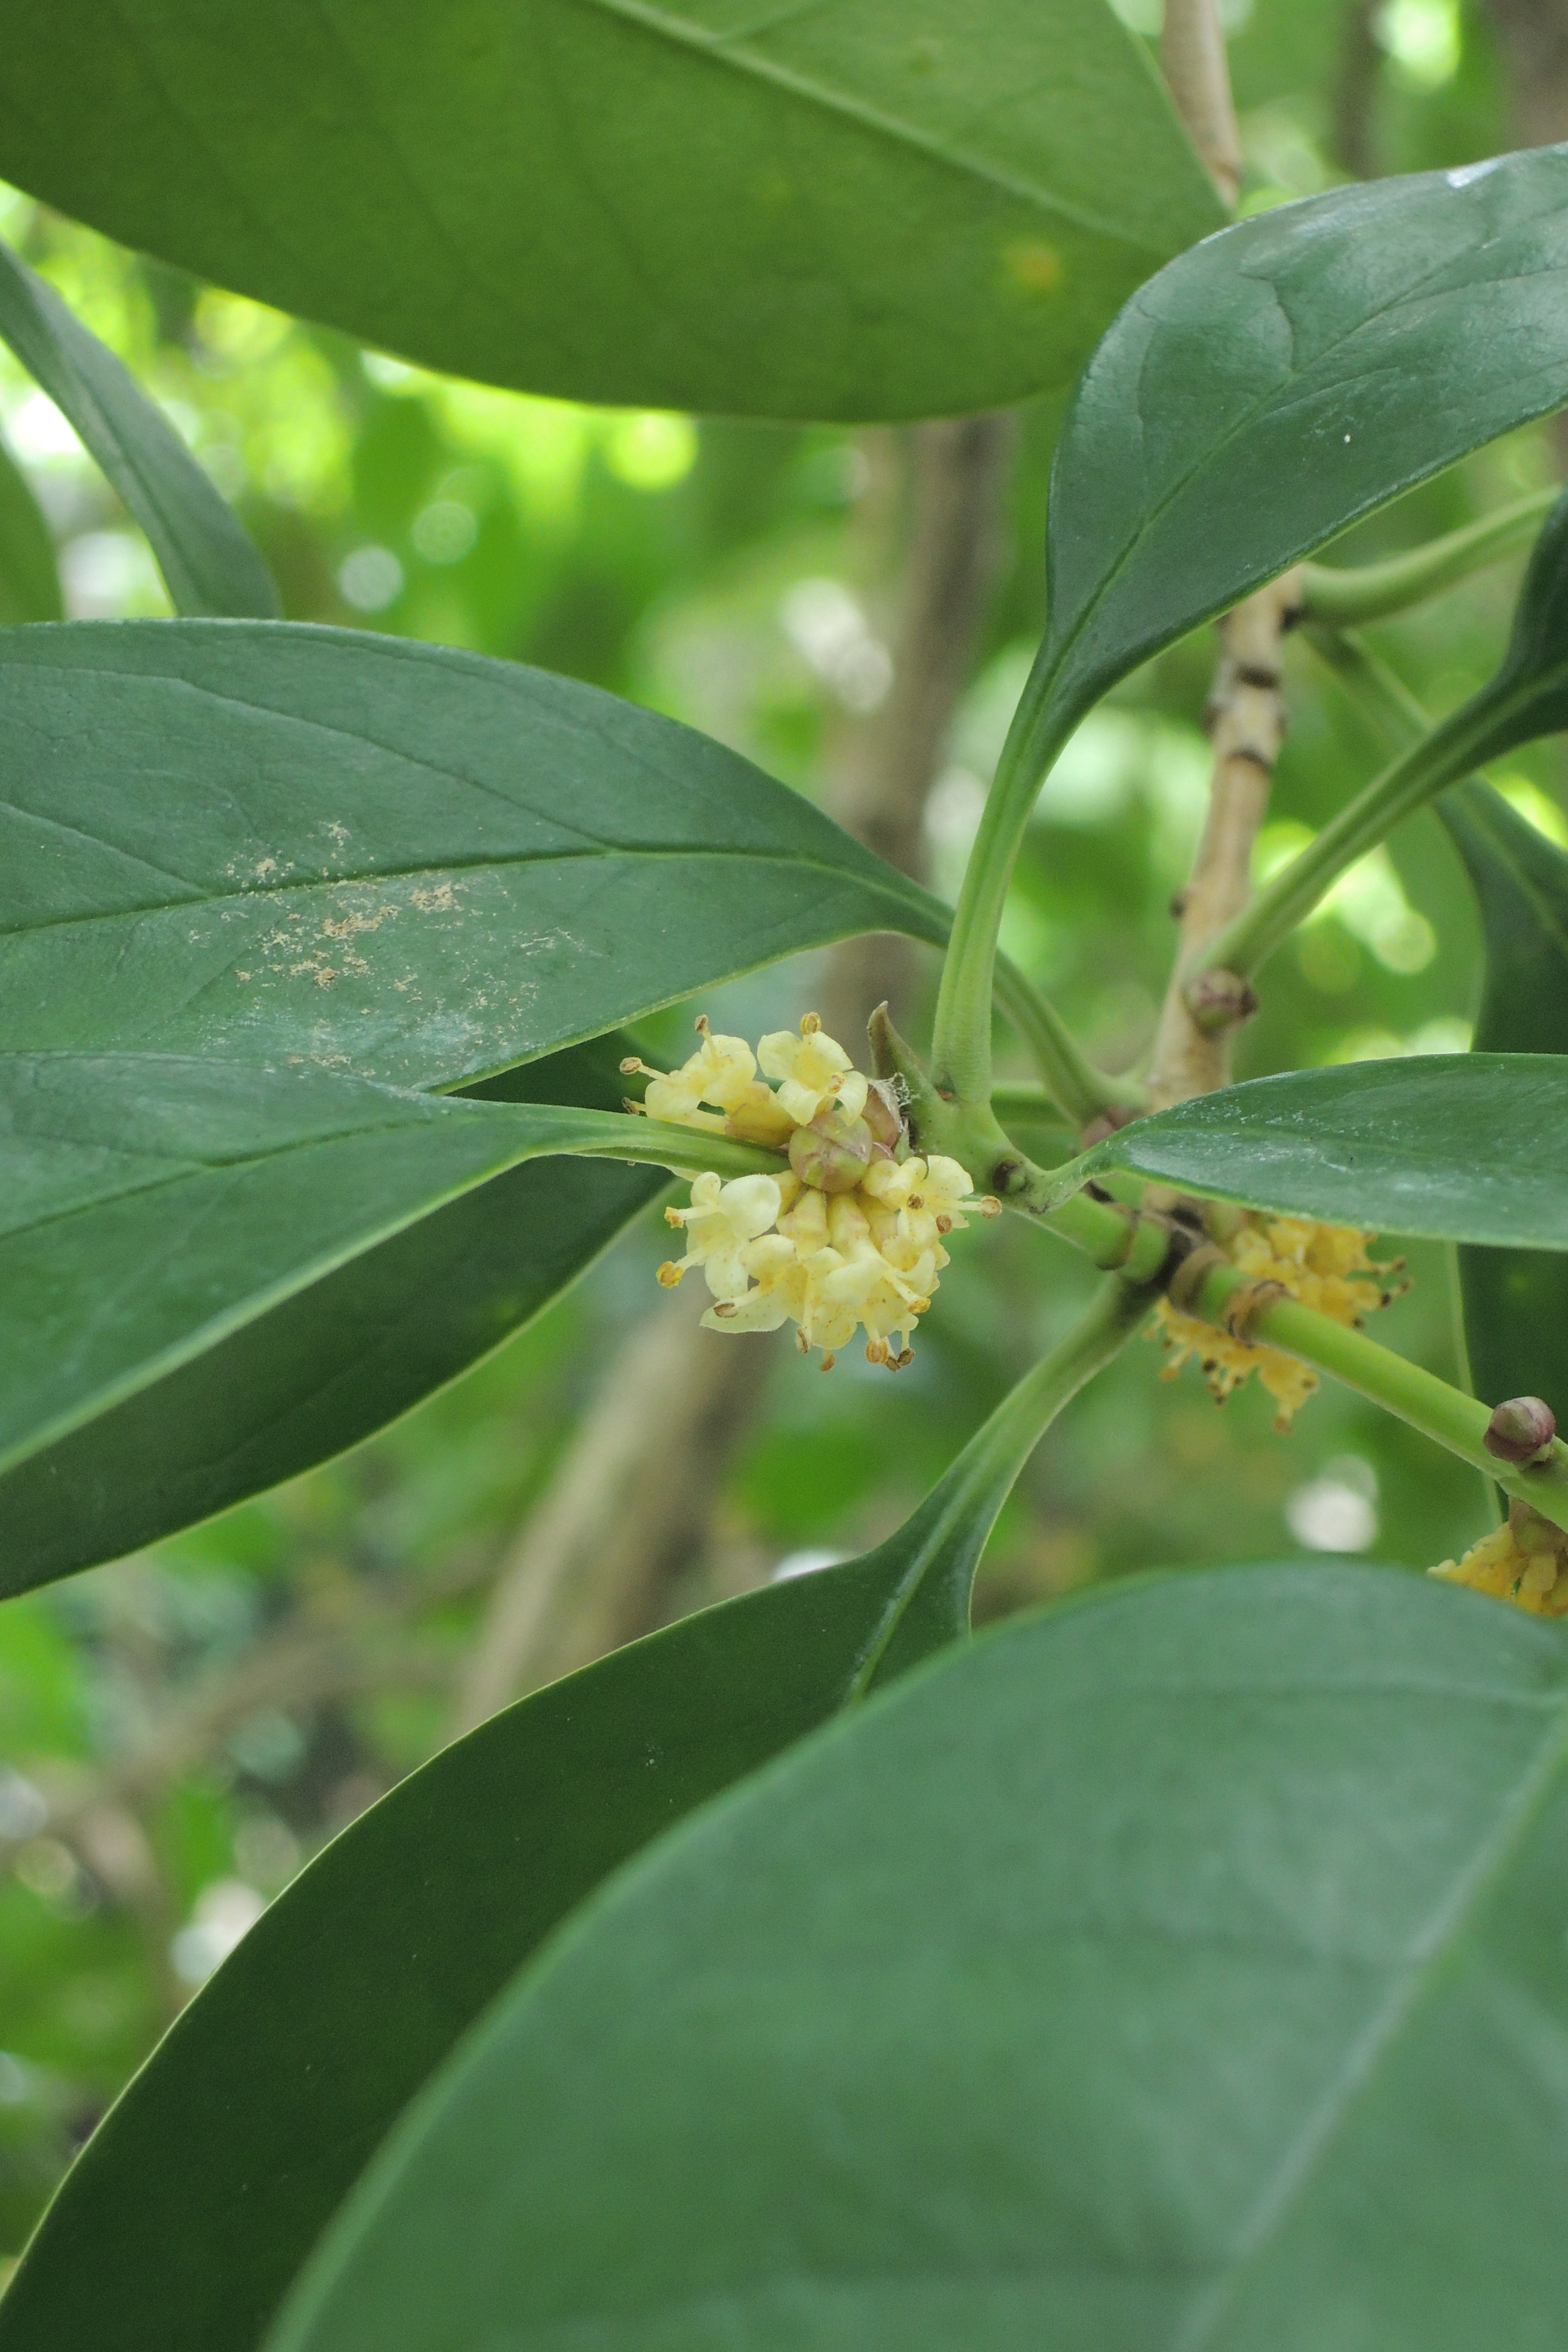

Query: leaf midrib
[1168,1689,1568,2349]
[0,843,944,947]
[566,0,1179,253]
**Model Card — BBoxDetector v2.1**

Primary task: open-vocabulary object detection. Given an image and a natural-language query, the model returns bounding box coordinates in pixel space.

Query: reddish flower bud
[1484,1396,1557,1464]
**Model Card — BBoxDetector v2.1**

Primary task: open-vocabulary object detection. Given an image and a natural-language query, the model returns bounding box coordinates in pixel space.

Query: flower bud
[1484,1395,1557,1464]
[860,1077,905,1154]
[789,1102,874,1193]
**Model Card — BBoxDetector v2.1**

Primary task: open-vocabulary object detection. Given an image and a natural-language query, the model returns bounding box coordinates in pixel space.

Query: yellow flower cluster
[1429,1514,1568,1618]
[630,1015,997,1369]
[1153,1214,1399,1433]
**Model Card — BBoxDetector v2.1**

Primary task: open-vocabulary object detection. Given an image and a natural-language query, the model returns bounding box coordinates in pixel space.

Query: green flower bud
[789,1103,875,1193]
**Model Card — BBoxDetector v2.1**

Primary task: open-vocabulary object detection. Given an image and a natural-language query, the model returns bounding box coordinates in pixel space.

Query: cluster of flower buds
[626,1014,999,1369]
[1153,1212,1404,1432]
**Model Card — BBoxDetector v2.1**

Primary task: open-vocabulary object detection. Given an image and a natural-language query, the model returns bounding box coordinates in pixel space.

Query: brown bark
[1146,572,1304,1108]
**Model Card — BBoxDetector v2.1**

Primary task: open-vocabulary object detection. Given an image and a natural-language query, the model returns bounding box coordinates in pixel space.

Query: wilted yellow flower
[627,1021,795,1146]
[652,1015,997,1368]
[1430,1510,1568,1616]
[1152,1213,1399,1432]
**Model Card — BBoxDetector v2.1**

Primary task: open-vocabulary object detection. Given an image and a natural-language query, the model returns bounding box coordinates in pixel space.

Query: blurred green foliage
[0,0,1555,2259]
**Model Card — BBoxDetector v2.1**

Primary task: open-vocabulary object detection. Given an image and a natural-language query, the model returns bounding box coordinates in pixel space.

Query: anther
[694,1014,709,1034]
[712,1300,738,1317]
[656,1261,683,1287]
[800,1012,821,1035]
[819,1351,836,1371]
[619,1056,643,1075]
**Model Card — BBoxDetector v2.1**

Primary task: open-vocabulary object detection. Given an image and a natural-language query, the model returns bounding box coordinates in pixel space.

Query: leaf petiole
[1297,487,1557,629]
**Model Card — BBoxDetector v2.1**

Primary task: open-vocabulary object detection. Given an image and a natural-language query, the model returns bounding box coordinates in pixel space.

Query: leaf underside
[0,0,1221,421]
[1438,783,1568,1415]
[0,242,276,619]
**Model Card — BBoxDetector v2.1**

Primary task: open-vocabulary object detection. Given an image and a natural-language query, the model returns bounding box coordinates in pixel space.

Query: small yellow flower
[1152,1214,1398,1432]
[757,1015,866,1127]
[658,1170,795,1300]
[1430,1509,1568,1616]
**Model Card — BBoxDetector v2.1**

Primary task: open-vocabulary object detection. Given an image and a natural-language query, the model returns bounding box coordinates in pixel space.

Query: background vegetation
[0,0,1555,2258]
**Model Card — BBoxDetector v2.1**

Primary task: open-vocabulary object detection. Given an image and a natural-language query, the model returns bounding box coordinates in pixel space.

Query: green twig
[1305,625,1430,746]
[992,952,1145,1127]
[847,1272,1155,1696]
[1185,1256,1568,1537]
[1195,684,1501,983]
[1297,488,1556,628]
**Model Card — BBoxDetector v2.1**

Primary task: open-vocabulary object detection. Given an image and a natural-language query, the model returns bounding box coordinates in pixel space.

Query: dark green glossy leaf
[266,1565,1568,2352]
[0,435,61,623]
[0,1049,767,1590]
[0,622,946,1087]
[0,1039,662,1587]
[0,1354,1043,2352]
[1083,1054,1568,1246]
[0,1,1220,424]
[1029,146,1568,749]
[1439,783,1568,1414]
[0,243,276,619]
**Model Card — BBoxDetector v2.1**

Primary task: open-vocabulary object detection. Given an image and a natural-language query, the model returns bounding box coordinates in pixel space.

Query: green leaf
[0,1349,1050,2352]
[1438,783,1568,1414]
[0,434,62,622]
[0,622,946,1087]
[0,1,1221,424]
[0,243,276,619]
[1079,1054,1568,1247]
[0,1048,775,1591]
[264,1564,1568,2352]
[0,1039,663,1587]
[1028,147,1568,749]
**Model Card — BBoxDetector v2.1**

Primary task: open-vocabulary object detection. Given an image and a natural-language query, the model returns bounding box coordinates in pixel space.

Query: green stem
[544,1107,788,1183]
[849,1272,1155,1695]
[1306,625,1430,747]
[1186,1257,1568,1537]
[929,673,1088,1106]
[1197,681,1506,983]
[992,952,1145,1126]
[1297,488,1556,628]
